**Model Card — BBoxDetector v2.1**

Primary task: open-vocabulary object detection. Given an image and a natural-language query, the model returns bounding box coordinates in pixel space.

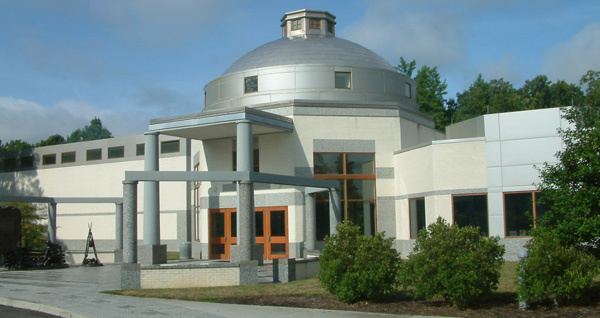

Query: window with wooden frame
[314,152,376,238]
[309,18,321,29]
[504,191,545,237]
[452,194,489,236]
[290,18,302,31]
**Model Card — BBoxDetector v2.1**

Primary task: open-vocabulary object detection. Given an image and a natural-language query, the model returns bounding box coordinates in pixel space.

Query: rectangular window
[404,82,412,98]
[309,18,320,29]
[290,18,302,31]
[505,191,545,237]
[42,154,56,165]
[244,75,258,94]
[327,21,333,33]
[409,198,426,239]
[61,151,76,163]
[86,148,102,161]
[20,156,34,169]
[314,152,376,236]
[107,146,125,159]
[136,143,145,156]
[161,140,180,154]
[453,194,488,236]
[335,72,351,89]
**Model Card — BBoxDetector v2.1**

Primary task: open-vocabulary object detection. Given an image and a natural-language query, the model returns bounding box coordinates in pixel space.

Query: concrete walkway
[0,265,428,318]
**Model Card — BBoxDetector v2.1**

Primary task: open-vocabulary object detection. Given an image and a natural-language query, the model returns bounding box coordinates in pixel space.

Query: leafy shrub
[398,217,505,308]
[319,221,400,303]
[518,229,599,305]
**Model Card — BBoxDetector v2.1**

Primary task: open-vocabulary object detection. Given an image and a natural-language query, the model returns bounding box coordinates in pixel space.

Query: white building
[0,10,565,263]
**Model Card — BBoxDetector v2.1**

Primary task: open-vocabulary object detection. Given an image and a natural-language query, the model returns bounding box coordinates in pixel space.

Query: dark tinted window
[136,143,145,156]
[505,193,534,236]
[314,153,342,174]
[108,146,124,159]
[346,153,374,174]
[161,140,180,154]
[42,154,56,165]
[244,76,258,94]
[61,151,76,163]
[453,194,488,236]
[335,72,351,89]
[86,148,102,161]
[410,198,426,239]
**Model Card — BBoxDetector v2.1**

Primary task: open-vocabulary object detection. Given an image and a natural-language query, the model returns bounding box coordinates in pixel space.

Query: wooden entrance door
[209,206,288,260]
[209,208,236,260]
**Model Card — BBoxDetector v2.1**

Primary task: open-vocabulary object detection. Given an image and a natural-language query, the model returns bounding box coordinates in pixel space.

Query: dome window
[290,19,302,31]
[244,75,258,94]
[335,72,351,89]
[309,18,321,29]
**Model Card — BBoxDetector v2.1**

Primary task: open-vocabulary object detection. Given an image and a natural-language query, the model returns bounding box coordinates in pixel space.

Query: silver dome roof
[224,36,396,74]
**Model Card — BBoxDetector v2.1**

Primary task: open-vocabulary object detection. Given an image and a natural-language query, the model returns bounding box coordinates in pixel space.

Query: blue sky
[1,0,599,143]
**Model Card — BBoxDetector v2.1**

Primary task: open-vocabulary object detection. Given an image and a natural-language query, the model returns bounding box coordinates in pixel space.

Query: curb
[0,297,90,318]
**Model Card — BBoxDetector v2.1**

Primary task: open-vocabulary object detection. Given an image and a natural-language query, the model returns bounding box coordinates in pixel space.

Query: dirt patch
[222,290,600,318]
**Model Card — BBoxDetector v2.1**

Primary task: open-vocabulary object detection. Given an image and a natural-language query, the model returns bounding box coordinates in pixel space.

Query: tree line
[0,117,112,155]
[397,57,600,130]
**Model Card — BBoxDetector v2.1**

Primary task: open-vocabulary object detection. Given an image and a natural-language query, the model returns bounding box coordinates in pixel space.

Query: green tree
[580,70,600,107]
[455,75,521,122]
[520,75,552,110]
[550,80,584,107]
[415,65,448,129]
[537,106,600,256]
[36,134,66,147]
[4,202,47,249]
[445,98,459,125]
[67,117,113,143]
[396,57,416,78]
[0,139,33,155]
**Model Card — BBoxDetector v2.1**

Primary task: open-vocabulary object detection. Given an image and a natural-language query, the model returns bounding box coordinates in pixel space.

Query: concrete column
[143,132,160,246]
[236,120,255,262]
[123,181,138,264]
[329,188,342,235]
[115,203,123,250]
[180,138,192,260]
[304,193,316,251]
[47,203,57,243]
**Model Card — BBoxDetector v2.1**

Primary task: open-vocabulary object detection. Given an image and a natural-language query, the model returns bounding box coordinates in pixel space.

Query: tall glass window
[505,191,545,237]
[314,152,376,237]
[453,194,488,236]
[409,197,426,239]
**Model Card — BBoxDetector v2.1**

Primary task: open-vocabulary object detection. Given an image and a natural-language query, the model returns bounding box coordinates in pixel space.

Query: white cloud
[341,1,465,67]
[543,22,600,83]
[0,97,148,144]
[477,55,522,84]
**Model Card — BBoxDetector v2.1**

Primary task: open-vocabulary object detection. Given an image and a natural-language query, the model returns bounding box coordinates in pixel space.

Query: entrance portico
[137,107,340,264]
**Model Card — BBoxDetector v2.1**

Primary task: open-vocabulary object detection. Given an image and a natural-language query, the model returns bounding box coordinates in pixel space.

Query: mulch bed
[224,290,600,318]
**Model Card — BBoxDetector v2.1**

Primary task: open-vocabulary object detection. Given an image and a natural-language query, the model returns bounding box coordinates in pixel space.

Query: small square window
[86,148,102,161]
[309,18,320,29]
[404,82,412,98]
[161,140,180,154]
[61,151,76,163]
[136,143,145,156]
[108,146,125,159]
[244,76,258,94]
[335,72,351,89]
[290,19,302,31]
[42,154,56,165]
